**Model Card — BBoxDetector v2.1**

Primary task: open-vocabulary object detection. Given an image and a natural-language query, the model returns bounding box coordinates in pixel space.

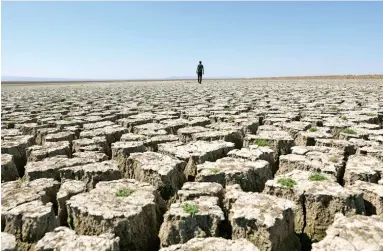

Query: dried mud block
[25,156,96,181]
[187,117,211,127]
[159,196,225,247]
[196,158,272,192]
[72,151,109,162]
[2,178,60,213]
[80,126,128,154]
[176,182,224,204]
[1,232,17,251]
[158,141,235,181]
[344,155,383,185]
[369,135,383,144]
[244,131,294,157]
[349,180,383,216]
[1,154,19,182]
[311,214,383,251]
[57,180,87,226]
[177,126,212,143]
[264,170,365,242]
[66,179,166,251]
[126,152,187,200]
[82,121,115,130]
[35,227,120,251]
[144,134,179,152]
[120,133,147,142]
[43,131,75,144]
[1,135,35,176]
[35,128,61,145]
[257,125,281,133]
[159,237,260,251]
[111,141,146,171]
[2,200,59,249]
[227,145,277,174]
[315,138,356,157]
[26,141,71,162]
[263,117,292,125]
[15,123,48,136]
[63,125,81,139]
[1,129,22,139]
[117,116,153,132]
[56,119,85,129]
[60,160,121,190]
[279,146,345,183]
[348,138,380,152]
[277,121,312,139]
[206,123,245,137]
[229,192,300,251]
[338,128,369,141]
[132,122,169,135]
[153,114,179,123]
[160,118,190,134]
[192,130,244,149]
[72,136,108,154]
[294,127,333,146]
[233,118,259,135]
[358,145,383,161]
[140,128,168,137]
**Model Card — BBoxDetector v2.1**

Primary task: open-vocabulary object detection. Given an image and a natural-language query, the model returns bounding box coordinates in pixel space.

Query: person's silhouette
[196,61,204,84]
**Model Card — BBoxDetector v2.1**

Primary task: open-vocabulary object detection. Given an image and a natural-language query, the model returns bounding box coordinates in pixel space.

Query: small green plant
[228,116,234,122]
[277,178,296,188]
[366,113,377,117]
[253,139,269,147]
[210,168,220,174]
[342,128,357,135]
[329,106,338,111]
[15,176,27,188]
[309,127,318,132]
[183,202,199,216]
[247,234,257,244]
[329,156,338,163]
[309,172,328,181]
[115,188,134,197]
[340,115,348,121]
[63,117,73,121]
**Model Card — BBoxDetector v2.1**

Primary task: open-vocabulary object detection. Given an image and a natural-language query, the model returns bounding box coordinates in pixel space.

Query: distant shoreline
[2,74,382,86]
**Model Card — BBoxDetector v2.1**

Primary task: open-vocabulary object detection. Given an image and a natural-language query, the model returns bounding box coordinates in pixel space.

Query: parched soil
[1,78,383,251]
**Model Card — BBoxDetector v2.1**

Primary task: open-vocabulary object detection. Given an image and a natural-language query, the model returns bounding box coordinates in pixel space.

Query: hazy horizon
[2,2,383,79]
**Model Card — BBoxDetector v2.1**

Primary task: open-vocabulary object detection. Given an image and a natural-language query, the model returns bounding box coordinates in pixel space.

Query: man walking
[196,61,204,84]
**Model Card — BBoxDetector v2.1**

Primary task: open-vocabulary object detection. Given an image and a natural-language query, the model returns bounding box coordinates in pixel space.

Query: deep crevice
[299,192,312,251]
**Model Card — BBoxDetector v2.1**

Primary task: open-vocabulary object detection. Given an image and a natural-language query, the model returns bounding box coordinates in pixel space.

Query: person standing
[196,61,204,84]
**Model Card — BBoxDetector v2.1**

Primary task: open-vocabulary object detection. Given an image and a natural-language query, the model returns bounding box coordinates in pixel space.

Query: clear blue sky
[2,1,383,79]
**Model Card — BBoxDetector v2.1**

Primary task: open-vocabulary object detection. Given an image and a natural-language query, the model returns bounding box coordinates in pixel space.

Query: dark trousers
[198,72,203,83]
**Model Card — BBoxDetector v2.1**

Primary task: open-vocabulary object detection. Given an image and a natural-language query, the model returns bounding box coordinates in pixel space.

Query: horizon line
[2,74,383,84]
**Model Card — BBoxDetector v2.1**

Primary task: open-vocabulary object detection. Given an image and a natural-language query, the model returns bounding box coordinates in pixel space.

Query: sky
[2,1,383,79]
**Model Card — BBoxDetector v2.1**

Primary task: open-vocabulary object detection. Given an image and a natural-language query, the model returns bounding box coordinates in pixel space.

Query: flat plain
[1,78,383,251]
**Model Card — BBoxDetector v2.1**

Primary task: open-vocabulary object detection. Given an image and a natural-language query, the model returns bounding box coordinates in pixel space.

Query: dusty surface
[1,79,383,250]
[159,196,225,247]
[65,179,166,251]
[311,213,383,251]
[229,192,300,251]
[34,227,120,251]
[159,237,260,251]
